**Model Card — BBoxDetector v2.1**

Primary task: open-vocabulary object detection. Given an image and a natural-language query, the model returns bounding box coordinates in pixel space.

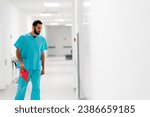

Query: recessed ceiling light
[83,22,88,25]
[40,13,52,17]
[55,19,65,22]
[44,2,60,7]
[83,2,91,7]
[65,24,72,26]
[50,23,59,25]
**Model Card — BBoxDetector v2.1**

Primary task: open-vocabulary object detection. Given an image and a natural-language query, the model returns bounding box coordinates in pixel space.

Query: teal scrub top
[14,33,48,70]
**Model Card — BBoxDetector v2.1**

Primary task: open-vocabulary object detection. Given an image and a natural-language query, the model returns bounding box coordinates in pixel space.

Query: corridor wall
[78,0,150,99]
[0,0,32,89]
[72,0,92,99]
[77,0,92,99]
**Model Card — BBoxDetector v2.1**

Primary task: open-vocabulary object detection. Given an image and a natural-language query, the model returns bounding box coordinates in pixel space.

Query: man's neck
[30,31,37,37]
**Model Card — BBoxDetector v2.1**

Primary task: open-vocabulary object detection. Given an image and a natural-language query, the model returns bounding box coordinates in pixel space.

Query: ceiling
[6,0,73,26]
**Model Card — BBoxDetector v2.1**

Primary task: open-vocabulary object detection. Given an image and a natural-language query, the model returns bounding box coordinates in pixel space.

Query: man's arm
[16,48,25,70]
[41,52,45,75]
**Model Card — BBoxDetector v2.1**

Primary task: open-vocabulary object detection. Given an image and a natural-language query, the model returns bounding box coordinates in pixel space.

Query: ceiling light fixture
[44,2,60,7]
[40,13,52,17]
[55,19,65,22]
[50,23,59,25]
[65,24,72,26]
[83,2,91,7]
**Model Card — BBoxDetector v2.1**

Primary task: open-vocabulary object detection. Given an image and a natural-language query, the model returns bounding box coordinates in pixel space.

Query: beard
[34,29,40,35]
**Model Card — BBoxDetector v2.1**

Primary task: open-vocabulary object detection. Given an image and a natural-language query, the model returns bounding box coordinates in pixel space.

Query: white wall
[78,0,150,99]
[0,0,32,89]
[46,26,72,56]
[75,0,92,99]
[0,15,3,88]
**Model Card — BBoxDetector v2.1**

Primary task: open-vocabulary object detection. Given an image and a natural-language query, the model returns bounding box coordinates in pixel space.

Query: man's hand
[41,68,45,75]
[16,49,25,71]
[20,62,25,71]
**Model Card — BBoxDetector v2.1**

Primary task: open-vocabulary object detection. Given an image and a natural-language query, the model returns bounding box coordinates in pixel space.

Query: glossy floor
[0,56,76,100]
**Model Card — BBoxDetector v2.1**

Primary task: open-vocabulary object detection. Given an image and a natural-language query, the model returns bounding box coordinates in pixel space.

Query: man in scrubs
[14,20,48,100]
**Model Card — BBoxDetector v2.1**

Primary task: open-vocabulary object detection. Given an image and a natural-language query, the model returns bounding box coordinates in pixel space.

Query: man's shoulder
[19,33,29,38]
[24,33,31,37]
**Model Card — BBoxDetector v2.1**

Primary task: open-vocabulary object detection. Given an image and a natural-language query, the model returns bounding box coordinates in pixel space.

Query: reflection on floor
[0,56,76,100]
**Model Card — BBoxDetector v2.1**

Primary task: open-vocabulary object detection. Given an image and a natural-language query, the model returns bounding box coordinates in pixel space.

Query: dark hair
[32,20,42,26]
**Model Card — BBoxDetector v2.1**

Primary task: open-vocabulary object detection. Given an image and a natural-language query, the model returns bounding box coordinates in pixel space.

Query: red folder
[20,69,29,82]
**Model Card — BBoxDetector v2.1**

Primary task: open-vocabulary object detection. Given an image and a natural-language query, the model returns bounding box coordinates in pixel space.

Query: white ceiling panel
[6,0,73,26]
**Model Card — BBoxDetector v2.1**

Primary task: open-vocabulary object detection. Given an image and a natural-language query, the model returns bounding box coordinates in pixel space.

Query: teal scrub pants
[15,69,41,100]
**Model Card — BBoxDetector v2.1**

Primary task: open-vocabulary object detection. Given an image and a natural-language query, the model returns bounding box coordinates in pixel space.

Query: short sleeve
[14,35,24,50]
[41,39,48,52]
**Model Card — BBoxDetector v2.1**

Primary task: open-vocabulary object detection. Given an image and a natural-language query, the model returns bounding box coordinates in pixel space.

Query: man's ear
[32,26,36,30]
